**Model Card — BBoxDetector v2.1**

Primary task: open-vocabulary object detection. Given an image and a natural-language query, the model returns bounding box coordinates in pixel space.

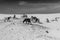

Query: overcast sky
[0,0,60,14]
[0,0,60,3]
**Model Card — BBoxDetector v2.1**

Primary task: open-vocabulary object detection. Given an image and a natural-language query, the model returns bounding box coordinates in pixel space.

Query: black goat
[23,18,32,25]
[13,15,16,18]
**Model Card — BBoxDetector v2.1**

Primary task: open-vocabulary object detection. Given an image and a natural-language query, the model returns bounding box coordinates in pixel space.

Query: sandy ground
[0,14,60,40]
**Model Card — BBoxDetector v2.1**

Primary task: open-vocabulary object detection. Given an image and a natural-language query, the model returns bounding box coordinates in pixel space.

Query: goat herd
[22,14,43,25]
[22,14,60,25]
[3,14,60,25]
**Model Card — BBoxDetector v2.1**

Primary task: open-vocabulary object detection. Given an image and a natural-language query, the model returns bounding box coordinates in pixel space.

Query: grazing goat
[4,16,11,22]
[31,16,43,24]
[46,18,50,23]
[23,18,32,25]
[13,15,16,18]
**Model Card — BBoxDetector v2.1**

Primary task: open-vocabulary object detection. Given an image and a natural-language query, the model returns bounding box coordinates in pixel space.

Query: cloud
[18,1,27,5]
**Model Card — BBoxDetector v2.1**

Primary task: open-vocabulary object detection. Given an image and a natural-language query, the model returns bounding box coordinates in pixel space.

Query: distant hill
[0,2,60,14]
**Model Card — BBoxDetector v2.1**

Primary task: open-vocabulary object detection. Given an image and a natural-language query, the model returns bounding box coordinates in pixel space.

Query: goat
[31,16,43,24]
[23,18,32,25]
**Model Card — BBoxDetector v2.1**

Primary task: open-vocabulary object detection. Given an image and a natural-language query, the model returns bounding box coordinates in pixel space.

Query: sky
[0,0,60,14]
[0,0,60,3]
